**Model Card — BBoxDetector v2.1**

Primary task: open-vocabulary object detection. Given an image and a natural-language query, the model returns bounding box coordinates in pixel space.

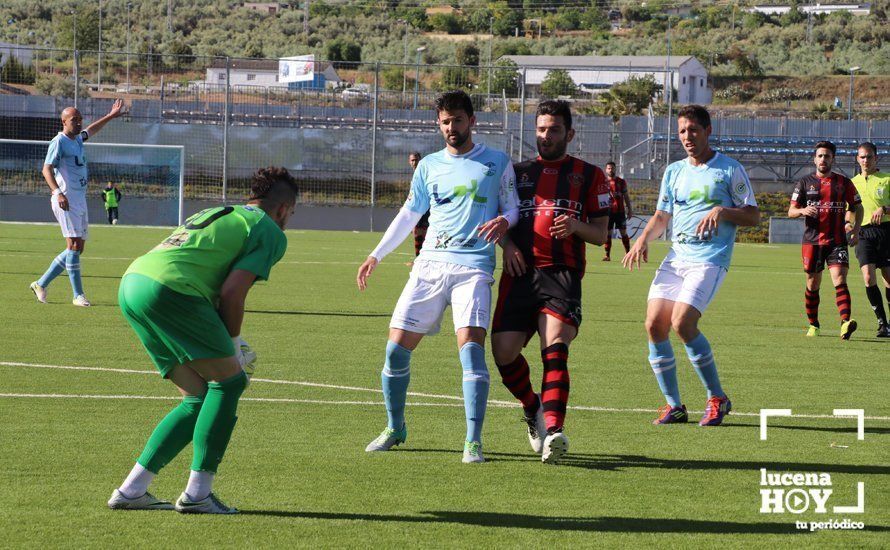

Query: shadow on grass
[236,510,890,534]
[246,309,389,318]
[0,270,123,280]
[391,449,890,475]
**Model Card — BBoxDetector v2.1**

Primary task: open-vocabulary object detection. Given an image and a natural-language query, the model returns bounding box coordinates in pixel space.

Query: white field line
[2,360,888,421]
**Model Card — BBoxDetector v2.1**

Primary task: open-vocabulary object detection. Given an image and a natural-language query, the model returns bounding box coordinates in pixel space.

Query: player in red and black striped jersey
[603,161,634,261]
[491,100,609,464]
[788,140,863,339]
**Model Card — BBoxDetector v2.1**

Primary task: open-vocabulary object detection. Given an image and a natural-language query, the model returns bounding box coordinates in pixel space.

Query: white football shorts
[390,259,494,335]
[51,197,89,239]
[647,250,727,314]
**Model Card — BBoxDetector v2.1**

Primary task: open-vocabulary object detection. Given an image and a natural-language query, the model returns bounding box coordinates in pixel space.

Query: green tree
[540,69,577,97]
[326,38,362,66]
[455,43,480,66]
[55,6,100,50]
[429,13,463,34]
[0,54,36,84]
[438,66,470,89]
[381,65,404,91]
[606,74,663,114]
[492,10,523,36]
[480,58,519,96]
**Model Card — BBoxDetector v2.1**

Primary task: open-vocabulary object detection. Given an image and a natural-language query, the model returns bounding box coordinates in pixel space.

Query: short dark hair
[606,161,616,168]
[536,100,573,130]
[435,90,474,118]
[409,151,422,158]
[814,141,836,155]
[249,166,298,205]
[677,104,711,129]
[858,142,877,156]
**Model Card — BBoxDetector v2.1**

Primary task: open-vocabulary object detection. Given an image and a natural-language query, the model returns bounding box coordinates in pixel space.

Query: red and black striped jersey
[791,172,861,246]
[608,176,628,213]
[511,155,610,273]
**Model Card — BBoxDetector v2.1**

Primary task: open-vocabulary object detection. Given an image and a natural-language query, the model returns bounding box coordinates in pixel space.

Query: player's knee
[644,316,669,340]
[459,342,489,383]
[672,319,698,342]
[383,340,411,377]
[492,346,519,366]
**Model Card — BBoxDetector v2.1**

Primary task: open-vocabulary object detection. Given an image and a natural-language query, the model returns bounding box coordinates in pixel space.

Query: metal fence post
[74,48,80,109]
[665,69,673,167]
[222,57,231,204]
[370,62,379,232]
[517,68,526,161]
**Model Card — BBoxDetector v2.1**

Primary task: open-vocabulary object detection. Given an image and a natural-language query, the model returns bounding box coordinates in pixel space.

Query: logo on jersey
[518,172,534,188]
[543,168,559,175]
[483,161,496,177]
[74,156,84,167]
[685,185,721,207]
[434,180,487,205]
[568,173,584,187]
[877,188,885,199]
[434,230,453,249]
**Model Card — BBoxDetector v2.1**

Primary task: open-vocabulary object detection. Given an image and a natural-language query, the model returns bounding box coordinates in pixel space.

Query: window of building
[247,74,256,81]
[682,76,687,85]
[218,73,226,81]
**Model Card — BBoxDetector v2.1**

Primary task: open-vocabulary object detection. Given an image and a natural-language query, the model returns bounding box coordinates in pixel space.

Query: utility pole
[304,0,310,35]
[98,0,102,89]
[167,0,173,34]
[487,16,493,97]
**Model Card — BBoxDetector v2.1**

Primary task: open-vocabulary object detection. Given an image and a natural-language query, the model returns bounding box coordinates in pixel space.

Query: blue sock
[459,342,489,443]
[685,333,724,399]
[381,340,411,430]
[37,250,68,288]
[648,339,681,407]
[65,249,84,298]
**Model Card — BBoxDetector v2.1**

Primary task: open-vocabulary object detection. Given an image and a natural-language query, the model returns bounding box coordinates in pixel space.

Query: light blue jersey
[657,152,757,269]
[45,131,90,206]
[404,143,518,273]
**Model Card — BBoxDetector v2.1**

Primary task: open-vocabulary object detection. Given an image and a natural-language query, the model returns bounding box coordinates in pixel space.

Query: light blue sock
[685,332,724,399]
[381,340,411,430]
[459,342,489,443]
[648,339,681,407]
[65,249,84,298]
[37,250,68,288]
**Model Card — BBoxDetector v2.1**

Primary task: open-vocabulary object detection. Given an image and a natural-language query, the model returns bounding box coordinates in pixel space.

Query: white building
[204,59,341,89]
[501,55,712,104]
[747,4,870,16]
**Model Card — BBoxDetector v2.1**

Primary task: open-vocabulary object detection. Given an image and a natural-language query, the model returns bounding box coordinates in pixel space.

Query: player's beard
[538,138,567,161]
[446,128,471,149]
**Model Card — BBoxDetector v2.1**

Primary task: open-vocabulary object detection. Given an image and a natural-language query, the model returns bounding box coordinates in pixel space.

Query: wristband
[52,188,62,196]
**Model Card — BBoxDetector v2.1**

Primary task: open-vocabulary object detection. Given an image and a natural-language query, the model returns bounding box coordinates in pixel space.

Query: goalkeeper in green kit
[108,167,297,514]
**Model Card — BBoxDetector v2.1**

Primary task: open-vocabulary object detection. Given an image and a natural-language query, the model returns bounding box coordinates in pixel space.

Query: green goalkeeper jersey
[125,205,287,304]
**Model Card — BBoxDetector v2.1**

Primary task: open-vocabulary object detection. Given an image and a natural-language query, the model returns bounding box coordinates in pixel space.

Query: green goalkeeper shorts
[119,273,235,377]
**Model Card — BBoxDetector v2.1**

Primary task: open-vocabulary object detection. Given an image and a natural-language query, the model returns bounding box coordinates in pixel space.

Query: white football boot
[29,281,47,303]
[72,294,91,307]
[524,396,547,454]
[107,489,174,510]
[542,430,569,464]
[174,492,238,514]
[462,440,485,464]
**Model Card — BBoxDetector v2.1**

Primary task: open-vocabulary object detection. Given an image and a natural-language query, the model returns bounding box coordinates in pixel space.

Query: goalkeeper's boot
[542,428,568,465]
[806,325,820,337]
[462,440,485,464]
[699,396,732,427]
[365,425,407,452]
[877,322,890,338]
[840,319,857,340]
[72,294,91,307]
[523,395,547,454]
[174,492,238,515]
[29,281,47,303]
[107,489,174,511]
[653,404,688,425]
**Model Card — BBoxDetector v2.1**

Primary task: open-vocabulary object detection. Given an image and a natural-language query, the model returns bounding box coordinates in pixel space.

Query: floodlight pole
[126,2,132,92]
[847,66,860,120]
[413,46,425,110]
[487,17,493,97]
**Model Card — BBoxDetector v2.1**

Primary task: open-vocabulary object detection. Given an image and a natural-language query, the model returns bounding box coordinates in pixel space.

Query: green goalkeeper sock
[191,370,248,473]
[137,395,204,474]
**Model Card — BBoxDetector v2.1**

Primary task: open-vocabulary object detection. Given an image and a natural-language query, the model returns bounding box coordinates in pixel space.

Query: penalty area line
[2,361,889,420]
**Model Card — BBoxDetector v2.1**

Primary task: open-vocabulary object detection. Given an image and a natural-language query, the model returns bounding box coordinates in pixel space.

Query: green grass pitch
[0,221,887,548]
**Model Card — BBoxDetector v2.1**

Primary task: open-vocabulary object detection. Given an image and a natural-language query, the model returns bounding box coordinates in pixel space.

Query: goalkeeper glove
[232,336,258,379]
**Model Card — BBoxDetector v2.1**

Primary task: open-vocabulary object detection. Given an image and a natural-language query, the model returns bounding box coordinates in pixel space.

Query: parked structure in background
[203,59,341,90]
[500,55,712,105]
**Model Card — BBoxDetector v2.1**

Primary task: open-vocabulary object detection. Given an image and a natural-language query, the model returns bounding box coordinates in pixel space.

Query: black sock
[868,285,888,323]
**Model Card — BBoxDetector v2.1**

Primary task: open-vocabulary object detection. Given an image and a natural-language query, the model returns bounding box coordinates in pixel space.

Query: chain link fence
[2,46,888,229]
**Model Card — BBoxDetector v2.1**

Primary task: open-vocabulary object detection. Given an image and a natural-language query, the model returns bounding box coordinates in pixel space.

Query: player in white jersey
[623,105,760,427]
[356,90,520,463]
[30,99,125,307]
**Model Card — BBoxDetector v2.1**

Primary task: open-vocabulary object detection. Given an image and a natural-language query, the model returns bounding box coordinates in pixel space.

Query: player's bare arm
[84,99,127,137]
[550,214,608,245]
[846,206,863,247]
[624,191,634,218]
[41,163,69,211]
[218,269,257,338]
[696,205,760,237]
[357,256,378,291]
[623,210,671,271]
[871,205,888,226]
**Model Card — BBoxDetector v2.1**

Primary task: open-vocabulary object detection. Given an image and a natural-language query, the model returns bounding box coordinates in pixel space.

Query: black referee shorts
[855,223,890,268]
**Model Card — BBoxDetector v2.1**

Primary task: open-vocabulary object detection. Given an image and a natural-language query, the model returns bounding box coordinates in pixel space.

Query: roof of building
[207,58,337,73]
[500,55,698,70]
